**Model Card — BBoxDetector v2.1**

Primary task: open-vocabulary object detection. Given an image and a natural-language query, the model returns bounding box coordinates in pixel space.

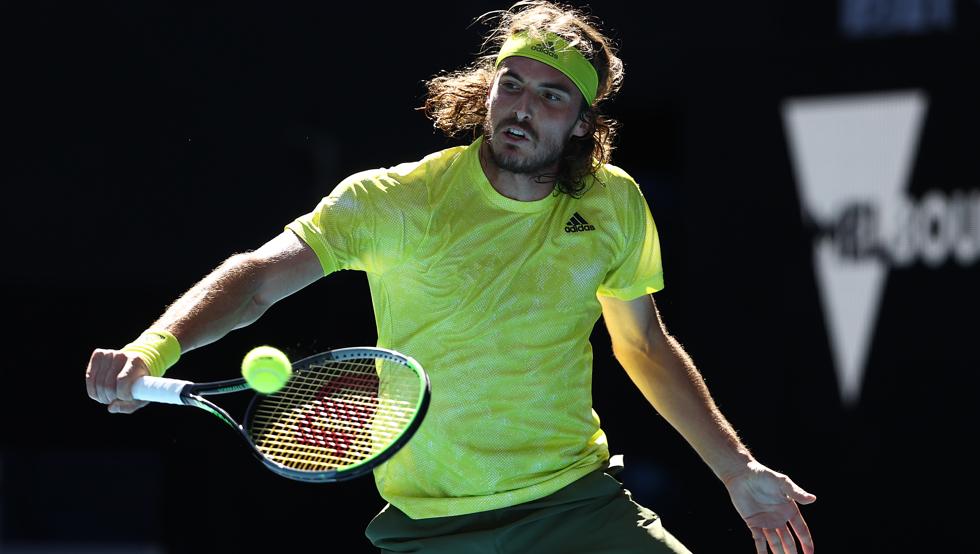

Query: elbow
[219,252,272,313]
[611,338,659,370]
[237,295,271,328]
[610,328,672,372]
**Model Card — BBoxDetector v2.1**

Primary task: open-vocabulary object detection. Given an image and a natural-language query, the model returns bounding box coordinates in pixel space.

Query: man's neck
[478,141,555,202]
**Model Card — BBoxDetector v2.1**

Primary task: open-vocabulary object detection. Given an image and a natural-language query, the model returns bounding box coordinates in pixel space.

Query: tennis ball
[241,346,292,394]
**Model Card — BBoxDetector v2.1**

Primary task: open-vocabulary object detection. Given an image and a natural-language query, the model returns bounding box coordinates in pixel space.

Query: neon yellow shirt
[287,137,664,519]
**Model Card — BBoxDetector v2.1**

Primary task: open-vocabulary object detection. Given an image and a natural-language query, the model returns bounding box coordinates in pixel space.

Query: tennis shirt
[287,136,664,519]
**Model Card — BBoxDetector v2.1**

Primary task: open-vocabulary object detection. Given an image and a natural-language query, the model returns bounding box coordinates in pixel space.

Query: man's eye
[545,93,562,102]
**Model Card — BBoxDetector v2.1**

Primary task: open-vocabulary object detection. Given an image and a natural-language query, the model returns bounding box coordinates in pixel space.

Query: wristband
[122,329,182,377]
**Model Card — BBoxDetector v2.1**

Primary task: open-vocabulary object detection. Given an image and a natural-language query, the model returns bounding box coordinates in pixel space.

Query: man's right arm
[85,230,324,413]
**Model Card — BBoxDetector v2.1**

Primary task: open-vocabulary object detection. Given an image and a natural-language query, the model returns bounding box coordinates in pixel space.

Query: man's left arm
[598,293,816,554]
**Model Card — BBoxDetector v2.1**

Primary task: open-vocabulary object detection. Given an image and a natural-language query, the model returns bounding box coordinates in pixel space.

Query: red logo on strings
[297,372,378,459]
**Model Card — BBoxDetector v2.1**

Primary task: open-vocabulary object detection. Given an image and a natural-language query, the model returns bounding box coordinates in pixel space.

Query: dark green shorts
[365,469,692,553]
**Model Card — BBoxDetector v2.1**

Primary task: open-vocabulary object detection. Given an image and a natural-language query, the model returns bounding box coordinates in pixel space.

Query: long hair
[420,1,625,197]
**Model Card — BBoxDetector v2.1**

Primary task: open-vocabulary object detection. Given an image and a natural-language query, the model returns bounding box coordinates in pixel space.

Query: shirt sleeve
[286,170,417,276]
[596,182,665,300]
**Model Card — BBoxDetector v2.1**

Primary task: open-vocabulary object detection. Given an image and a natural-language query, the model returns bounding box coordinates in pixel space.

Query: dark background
[4,1,978,552]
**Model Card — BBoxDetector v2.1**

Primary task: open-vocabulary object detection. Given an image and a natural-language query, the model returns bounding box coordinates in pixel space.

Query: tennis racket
[131,347,430,483]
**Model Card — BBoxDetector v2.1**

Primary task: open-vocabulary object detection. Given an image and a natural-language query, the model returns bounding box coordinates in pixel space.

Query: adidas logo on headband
[530,42,559,60]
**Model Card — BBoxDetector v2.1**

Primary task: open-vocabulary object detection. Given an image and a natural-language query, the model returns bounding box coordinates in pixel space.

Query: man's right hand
[85,349,151,414]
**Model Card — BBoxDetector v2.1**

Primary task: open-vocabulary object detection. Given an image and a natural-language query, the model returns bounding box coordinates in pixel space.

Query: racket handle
[132,376,193,405]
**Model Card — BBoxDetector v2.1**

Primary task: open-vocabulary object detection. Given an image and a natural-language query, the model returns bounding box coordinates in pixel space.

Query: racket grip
[132,376,193,405]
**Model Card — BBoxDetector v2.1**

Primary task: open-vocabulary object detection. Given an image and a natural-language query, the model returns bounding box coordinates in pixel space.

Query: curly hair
[420,1,625,197]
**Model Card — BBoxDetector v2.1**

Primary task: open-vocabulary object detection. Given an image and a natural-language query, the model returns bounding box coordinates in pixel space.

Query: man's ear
[571,114,591,138]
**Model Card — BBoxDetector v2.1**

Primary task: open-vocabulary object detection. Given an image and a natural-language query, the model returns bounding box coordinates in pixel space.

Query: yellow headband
[495,32,599,105]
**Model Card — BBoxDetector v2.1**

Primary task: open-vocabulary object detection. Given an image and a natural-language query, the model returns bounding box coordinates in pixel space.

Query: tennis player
[86,2,816,552]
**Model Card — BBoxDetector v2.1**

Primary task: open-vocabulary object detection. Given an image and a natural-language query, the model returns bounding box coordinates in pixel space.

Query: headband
[495,32,599,105]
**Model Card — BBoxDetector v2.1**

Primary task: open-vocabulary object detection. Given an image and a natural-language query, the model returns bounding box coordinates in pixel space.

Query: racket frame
[244,347,430,482]
[136,347,430,483]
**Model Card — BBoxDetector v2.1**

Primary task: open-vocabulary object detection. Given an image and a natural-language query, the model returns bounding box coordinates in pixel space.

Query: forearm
[616,335,754,483]
[148,253,270,353]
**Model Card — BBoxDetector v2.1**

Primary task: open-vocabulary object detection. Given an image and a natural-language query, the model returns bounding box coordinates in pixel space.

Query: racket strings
[248,356,421,473]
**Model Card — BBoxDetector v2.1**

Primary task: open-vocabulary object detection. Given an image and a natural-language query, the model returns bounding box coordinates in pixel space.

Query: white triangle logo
[782,91,927,407]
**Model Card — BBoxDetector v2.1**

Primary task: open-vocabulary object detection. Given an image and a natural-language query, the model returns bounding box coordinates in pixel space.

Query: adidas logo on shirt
[564,212,596,233]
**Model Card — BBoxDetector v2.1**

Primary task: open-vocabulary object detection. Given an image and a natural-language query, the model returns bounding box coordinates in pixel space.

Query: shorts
[365,464,692,553]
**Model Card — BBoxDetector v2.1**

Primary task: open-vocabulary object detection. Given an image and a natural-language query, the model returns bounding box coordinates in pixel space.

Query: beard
[483,115,575,176]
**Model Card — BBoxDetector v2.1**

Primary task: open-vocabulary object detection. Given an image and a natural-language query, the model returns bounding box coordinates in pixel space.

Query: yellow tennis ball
[241,346,292,394]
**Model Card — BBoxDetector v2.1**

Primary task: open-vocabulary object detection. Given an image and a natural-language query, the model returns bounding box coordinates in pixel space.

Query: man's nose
[513,89,533,121]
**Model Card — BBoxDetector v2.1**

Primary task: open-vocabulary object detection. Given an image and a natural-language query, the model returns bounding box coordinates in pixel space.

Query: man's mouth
[501,125,532,141]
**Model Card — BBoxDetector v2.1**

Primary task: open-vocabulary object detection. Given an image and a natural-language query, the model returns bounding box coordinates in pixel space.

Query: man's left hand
[723,460,816,554]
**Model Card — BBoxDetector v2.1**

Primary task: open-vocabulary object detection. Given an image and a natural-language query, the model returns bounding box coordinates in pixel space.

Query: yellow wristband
[122,330,182,377]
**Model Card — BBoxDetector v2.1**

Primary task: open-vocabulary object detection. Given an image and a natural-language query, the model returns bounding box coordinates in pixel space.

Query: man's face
[484,56,589,175]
